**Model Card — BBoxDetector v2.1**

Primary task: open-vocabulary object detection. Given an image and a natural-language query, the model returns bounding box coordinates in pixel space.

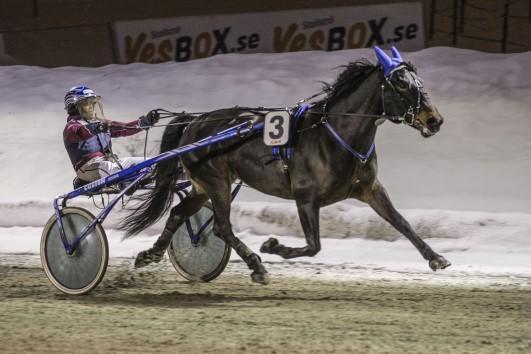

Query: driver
[63,85,159,183]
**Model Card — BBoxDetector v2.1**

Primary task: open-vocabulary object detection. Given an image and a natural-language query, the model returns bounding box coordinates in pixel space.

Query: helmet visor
[76,96,105,121]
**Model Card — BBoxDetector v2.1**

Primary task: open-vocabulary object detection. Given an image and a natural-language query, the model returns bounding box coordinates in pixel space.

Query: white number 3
[263,111,290,146]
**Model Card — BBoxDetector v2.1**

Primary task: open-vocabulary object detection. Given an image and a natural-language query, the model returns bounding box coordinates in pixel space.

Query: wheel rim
[168,207,230,281]
[43,209,106,292]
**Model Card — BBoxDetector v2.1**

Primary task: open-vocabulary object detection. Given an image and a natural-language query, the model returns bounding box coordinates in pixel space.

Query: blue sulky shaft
[64,120,264,200]
[54,119,264,254]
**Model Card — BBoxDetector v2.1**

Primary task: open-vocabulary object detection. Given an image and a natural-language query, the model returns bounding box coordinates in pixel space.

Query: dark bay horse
[121,47,451,284]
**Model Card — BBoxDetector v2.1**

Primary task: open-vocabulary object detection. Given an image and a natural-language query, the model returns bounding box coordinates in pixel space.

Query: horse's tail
[119,115,193,237]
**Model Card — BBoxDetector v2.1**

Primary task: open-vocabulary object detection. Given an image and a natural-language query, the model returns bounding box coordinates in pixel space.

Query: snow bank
[0,47,530,281]
[0,47,530,213]
[2,199,530,244]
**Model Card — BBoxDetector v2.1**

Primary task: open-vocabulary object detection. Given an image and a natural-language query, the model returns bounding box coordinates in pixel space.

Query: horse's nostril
[427,117,441,131]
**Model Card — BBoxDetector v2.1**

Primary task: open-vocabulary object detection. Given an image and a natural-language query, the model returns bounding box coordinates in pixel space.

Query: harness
[270,103,310,169]
[149,65,423,173]
[322,118,375,164]
[266,103,377,179]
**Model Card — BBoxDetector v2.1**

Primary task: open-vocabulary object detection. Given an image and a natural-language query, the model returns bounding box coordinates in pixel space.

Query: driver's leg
[118,157,146,170]
[93,157,145,178]
[77,156,109,181]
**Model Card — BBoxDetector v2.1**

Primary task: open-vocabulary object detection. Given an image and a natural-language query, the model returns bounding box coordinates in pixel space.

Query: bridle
[291,64,429,163]
[380,64,423,128]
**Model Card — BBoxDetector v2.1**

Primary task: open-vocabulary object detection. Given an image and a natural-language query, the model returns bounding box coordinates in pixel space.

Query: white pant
[77,156,146,182]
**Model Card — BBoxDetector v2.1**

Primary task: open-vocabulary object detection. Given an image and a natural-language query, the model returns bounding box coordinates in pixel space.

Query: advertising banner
[113,2,424,64]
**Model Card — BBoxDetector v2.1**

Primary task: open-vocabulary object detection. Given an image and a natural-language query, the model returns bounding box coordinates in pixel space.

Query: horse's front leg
[260,197,321,259]
[359,179,451,271]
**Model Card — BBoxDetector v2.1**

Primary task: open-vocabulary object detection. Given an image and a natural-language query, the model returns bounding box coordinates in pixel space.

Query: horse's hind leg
[359,179,451,271]
[134,189,209,268]
[260,197,321,259]
[201,179,269,284]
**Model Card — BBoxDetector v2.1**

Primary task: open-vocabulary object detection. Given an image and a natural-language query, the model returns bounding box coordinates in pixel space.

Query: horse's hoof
[251,271,270,285]
[260,237,279,254]
[429,256,451,271]
[134,250,164,268]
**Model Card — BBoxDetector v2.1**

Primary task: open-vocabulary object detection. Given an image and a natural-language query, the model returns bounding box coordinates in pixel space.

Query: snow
[0,47,530,285]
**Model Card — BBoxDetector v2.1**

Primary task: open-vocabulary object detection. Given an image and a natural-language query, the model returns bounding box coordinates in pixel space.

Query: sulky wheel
[41,207,108,295]
[167,205,231,282]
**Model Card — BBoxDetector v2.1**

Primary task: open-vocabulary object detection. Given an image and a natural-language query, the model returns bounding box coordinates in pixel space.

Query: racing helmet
[64,85,105,120]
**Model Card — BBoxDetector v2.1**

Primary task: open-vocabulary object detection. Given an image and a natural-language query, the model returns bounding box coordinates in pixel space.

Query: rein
[138,67,422,163]
[146,92,405,129]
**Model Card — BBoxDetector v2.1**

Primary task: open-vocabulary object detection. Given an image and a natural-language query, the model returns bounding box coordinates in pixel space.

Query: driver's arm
[108,119,143,137]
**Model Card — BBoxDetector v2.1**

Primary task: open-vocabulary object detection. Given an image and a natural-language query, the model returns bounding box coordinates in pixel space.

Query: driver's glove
[139,110,160,128]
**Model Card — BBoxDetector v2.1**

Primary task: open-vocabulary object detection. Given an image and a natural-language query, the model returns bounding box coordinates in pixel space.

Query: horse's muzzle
[421,112,444,137]
[427,116,443,132]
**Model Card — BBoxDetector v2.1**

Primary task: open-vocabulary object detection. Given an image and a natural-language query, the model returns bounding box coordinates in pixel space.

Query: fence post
[429,0,437,40]
[459,0,466,32]
[452,0,458,45]
[32,0,39,17]
[107,22,119,64]
[501,0,509,52]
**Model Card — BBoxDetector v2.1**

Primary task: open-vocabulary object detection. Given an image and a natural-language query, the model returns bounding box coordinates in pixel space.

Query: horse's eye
[395,80,409,91]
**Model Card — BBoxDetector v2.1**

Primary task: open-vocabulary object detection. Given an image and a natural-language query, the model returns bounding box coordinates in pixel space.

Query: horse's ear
[391,46,403,63]
[373,46,395,77]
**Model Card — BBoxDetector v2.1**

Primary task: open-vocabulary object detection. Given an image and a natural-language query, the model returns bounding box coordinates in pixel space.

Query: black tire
[41,207,108,295]
[167,206,231,282]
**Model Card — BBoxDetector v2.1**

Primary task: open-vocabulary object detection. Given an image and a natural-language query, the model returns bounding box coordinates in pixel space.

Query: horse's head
[374,46,443,138]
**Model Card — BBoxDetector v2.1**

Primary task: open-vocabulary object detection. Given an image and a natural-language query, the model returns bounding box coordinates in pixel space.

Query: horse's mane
[319,59,378,105]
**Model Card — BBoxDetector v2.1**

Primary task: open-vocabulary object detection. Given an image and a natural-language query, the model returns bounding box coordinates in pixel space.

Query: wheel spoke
[41,207,108,295]
[167,206,231,282]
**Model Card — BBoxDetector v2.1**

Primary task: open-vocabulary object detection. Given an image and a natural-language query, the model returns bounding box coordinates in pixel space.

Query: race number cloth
[271,103,310,162]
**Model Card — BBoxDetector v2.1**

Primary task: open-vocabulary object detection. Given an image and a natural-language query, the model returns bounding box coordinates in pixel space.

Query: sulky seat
[73,177,90,189]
